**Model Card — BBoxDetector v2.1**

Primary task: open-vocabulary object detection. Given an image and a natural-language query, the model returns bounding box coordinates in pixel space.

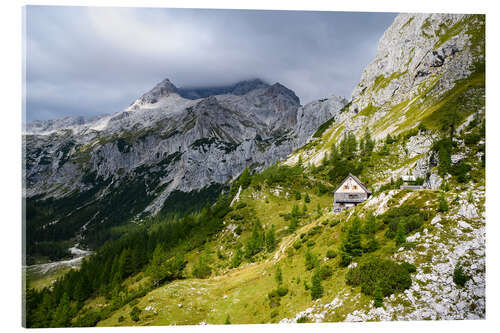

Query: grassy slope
[92,177,483,325]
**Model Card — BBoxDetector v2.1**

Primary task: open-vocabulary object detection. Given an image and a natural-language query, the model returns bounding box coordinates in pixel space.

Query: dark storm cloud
[25,6,396,122]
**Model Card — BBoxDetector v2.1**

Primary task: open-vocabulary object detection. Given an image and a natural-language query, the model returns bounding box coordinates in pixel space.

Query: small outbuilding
[333,173,371,212]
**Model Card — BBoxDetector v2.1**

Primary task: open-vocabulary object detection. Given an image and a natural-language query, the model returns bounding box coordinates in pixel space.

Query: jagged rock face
[350,13,475,115]
[24,78,345,226]
[295,95,348,144]
[302,13,484,144]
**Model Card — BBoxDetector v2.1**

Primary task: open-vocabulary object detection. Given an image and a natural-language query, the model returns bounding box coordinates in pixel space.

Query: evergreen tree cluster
[25,194,233,328]
[314,129,374,186]
[244,221,277,260]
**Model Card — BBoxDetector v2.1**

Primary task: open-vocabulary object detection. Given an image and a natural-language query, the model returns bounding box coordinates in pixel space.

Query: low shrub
[235,225,243,235]
[326,249,337,259]
[345,256,412,298]
[305,249,319,270]
[329,220,340,227]
[236,202,247,209]
[453,262,469,287]
[277,286,289,297]
[400,262,417,273]
[231,213,244,221]
[130,306,141,322]
[339,251,352,267]
[319,265,333,280]
[307,225,322,236]
[438,196,449,212]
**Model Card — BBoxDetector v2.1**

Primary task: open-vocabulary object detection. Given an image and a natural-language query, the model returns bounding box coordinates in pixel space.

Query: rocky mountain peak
[265,82,301,105]
[140,78,179,102]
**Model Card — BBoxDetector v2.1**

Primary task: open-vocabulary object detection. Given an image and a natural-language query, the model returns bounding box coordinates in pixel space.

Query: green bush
[307,225,322,236]
[345,256,412,298]
[364,234,379,253]
[453,262,469,287]
[306,240,316,247]
[339,251,352,267]
[450,161,471,183]
[293,240,302,250]
[296,316,308,323]
[319,265,333,280]
[277,286,289,297]
[236,202,247,209]
[192,254,212,279]
[235,225,242,235]
[464,133,481,145]
[295,191,302,200]
[305,194,311,203]
[267,290,280,308]
[130,306,141,322]
[231,213,244,221]
[310,270,323,299]
[326,249,337,259]
[305,249,319,270]
[400,262,417,273]
[438,196,449,212]
[329,220,340,227]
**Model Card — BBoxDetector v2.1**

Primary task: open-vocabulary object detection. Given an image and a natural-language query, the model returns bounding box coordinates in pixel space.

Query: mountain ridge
[24,77,346,251]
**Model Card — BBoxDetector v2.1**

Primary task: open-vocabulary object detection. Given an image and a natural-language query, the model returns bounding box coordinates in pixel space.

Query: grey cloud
[25,6,396,122]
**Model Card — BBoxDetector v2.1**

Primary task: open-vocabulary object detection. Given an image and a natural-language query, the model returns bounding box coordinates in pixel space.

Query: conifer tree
[305,248,318,270]
[266,225,277,252]
[193,246,212,279]
[343,217,363,257]
[291,204,300,218]
[231,243,243,268]
[438,195,449,212]
[51,292,71,327]
[310,269,323,300]
[365,233,379,253]
[316,203,322,217]
[363,213,378,234]
[275,266,283,286]
[245,221,264,258]
[118,248,133,279]
[289,216,298,233]
[395,222,406,247]
[147,244,166,286]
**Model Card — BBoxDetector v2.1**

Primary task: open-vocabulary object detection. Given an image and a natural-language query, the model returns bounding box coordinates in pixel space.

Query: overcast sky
[25,6,396,122]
